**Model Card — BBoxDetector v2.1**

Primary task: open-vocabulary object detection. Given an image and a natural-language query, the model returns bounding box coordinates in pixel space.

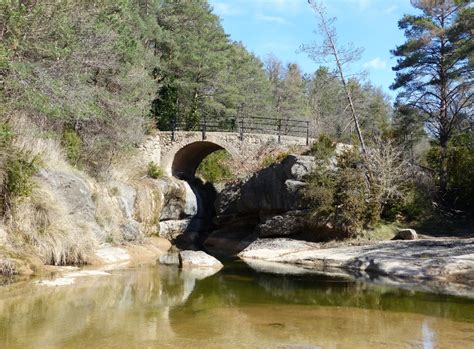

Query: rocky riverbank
[239,237,474,298]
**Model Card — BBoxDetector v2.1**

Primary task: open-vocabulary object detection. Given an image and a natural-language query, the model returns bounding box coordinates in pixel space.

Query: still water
[0,261,473,349]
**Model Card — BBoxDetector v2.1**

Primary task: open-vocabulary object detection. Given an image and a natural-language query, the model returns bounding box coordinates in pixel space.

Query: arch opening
[171,141,227,180]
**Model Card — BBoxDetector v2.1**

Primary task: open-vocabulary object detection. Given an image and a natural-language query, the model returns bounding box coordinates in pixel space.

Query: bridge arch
[159,133,242,179]
[172,141,229,179]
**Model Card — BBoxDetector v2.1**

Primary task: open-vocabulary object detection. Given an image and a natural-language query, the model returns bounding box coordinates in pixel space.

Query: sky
[208,0,416,100]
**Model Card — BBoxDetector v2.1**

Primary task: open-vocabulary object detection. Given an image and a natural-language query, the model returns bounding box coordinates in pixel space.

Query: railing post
[171,116,176,142]
[240,118,244,141]
[306,120,310,146]
[277,119,281,144]
[202,114,207,140]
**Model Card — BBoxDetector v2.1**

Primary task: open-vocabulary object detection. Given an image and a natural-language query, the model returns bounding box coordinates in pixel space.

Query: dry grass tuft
[7,185,96,266]
[134,179,162,235]
[93,185,125,243]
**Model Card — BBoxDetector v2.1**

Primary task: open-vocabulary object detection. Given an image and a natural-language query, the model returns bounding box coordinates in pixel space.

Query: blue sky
[208,0,416,100]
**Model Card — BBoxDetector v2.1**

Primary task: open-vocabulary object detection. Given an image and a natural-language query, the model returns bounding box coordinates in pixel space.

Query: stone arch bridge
[141,130,311,179]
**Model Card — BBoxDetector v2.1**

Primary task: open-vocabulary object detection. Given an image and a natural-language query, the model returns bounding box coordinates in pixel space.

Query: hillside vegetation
[0,0,472,272]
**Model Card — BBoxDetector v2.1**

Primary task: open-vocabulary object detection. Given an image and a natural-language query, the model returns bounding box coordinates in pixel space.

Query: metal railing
[167,115,311,145]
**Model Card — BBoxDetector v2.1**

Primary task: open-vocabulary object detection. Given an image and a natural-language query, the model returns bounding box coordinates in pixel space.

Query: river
[0,261,473,348]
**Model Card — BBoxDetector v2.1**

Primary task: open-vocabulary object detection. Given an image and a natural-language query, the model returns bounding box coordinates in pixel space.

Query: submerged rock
[179,250,223,269]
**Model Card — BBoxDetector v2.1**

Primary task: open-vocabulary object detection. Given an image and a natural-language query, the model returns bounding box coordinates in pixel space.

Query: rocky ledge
[239,238,474,298]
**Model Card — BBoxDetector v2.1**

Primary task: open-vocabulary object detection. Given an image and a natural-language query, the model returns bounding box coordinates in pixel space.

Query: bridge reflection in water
[0,261,473,348]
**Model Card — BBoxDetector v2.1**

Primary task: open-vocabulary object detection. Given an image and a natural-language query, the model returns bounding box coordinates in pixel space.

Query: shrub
[147,161,164,179]
[304,135,414,240]
[261,151,290,168]
[305,145,369,239]
[1,122,41,209]
[62,128,82,166]
[5,152,41,198]
[426,133,474,216]
[309,134,336,159]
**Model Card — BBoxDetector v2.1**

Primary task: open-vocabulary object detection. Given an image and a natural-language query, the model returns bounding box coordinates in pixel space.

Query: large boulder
[37,169,96,222]
[256,210,307,237]
[238,237,474,298]
[179,250,223,269]
[159,219,191,241]
[393,229,418,240]
[159,179,197,221]
[121,220,143,241]
[215,155,314,217]
[283,155,315,181]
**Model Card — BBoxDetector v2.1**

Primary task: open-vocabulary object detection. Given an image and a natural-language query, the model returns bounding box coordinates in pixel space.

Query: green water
[0,261,473,348]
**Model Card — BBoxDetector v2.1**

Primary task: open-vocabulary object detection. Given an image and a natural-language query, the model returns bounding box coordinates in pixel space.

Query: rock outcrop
[37,169,104,240]
[216,155,314,216]
[211,155,314,241]
[256,210,307,237]
[239,237,474,297]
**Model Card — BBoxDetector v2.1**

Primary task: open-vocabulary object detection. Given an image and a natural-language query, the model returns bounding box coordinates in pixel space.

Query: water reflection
[0,262,472,349]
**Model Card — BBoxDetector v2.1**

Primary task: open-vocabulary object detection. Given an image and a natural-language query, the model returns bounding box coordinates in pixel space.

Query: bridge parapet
[167,115,311,146]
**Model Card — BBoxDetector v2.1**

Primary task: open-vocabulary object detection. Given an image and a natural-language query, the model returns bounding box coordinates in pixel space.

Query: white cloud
[249,0,306,15]
[212,2,243,16]
[364,57,387,70]
[343,0,372,9]
[255,14,289,24]
[384,5,398,14]
[261,41,293,52]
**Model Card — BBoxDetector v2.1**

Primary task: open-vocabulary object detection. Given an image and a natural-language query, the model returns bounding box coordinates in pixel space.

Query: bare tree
[365,137,413,213]
[301,0,367,154]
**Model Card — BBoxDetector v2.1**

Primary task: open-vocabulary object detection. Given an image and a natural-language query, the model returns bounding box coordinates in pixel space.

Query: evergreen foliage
[391,0,473,199]
[196,150,233,183]
[1,0,471,236]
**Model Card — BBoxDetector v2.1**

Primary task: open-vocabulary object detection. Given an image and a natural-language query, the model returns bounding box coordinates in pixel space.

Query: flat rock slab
[179,250,224,270]
[239,238,474,297]
[96,246,130,264]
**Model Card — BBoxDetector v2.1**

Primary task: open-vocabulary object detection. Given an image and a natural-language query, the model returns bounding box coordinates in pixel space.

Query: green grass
[147,161,165,179]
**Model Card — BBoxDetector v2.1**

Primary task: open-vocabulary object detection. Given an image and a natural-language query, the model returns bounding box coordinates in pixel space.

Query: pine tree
[153,0,230,130]
[391,0,473,195]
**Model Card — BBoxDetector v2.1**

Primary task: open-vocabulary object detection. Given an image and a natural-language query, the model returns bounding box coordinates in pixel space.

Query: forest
[0,0,473,236]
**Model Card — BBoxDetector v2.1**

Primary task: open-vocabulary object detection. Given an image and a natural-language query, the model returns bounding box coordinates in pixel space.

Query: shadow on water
[0,262,473,348]
[172,260,474,324]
